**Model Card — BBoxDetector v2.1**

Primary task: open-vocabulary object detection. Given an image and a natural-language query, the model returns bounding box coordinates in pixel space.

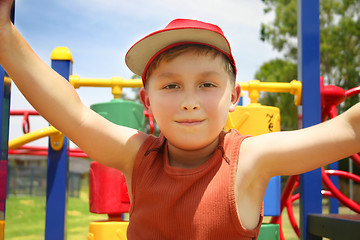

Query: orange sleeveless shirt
[127,129,263,239]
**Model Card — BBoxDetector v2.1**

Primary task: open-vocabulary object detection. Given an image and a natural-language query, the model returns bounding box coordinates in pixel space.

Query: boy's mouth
[175,119,204,126]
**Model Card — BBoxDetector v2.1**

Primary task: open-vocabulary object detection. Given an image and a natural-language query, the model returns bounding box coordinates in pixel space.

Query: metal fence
[7,165,82,198]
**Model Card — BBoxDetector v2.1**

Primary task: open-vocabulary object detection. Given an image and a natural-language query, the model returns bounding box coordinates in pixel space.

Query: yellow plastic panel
[88,220,129,240]
[225,103,280,136]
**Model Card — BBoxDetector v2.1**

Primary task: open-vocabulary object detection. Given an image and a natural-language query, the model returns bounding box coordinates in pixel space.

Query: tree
[258,0,360,174]
[259,0,360,114]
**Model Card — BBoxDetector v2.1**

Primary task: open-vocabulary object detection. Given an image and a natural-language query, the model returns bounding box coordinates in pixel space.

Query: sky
[9,0,278,146]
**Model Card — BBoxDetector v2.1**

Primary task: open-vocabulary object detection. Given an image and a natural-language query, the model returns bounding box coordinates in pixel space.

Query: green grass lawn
[4,189,106,240]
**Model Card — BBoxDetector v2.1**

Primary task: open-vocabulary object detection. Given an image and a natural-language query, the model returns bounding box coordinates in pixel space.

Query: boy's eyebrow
[157,72,181,79]
[157,71,222,80]
[198,71,223,78]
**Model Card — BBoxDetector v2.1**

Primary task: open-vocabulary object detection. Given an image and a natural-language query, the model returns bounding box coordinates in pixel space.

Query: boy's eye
[164,84,179,89]
[201,82,216,88]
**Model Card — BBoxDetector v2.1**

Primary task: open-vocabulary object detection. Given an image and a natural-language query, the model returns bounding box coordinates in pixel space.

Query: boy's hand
[0,0,12,25]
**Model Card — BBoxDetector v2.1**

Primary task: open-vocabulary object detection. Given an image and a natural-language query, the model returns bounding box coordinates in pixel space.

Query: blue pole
[45,139,69,240]
[0,3,15,238]
[0,66,11,224]
[45,49,72,240]
[297,0,322,239]
[328,162,339,213]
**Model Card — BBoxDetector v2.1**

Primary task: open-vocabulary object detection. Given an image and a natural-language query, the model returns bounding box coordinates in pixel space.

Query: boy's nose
[182,104,199,111]
[181,100,200,111]
[180,89,200,111]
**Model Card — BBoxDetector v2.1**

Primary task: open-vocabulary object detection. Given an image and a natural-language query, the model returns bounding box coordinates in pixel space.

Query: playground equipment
[88,98,146,240]
[270,80,360,240]
[225,80,301,240]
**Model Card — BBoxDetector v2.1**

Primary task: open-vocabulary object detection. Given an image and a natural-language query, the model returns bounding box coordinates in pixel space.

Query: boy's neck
[167,137,220,169]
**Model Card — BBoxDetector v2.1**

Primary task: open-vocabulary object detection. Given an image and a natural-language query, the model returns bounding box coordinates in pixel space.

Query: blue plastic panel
[264,176,281,216]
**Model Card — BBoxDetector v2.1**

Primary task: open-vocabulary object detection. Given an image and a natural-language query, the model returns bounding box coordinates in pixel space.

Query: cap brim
[125,28,231,77]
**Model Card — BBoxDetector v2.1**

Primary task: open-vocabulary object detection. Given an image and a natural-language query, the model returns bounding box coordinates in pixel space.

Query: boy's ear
[140,88,152,113]
[229,83,241,112]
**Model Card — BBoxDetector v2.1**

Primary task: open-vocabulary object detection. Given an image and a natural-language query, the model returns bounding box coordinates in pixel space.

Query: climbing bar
[239,80,302,105]
[8,146,89,158]
[8,126,59,150]
[69,76,143,88]
[10,110,40,134]
[345,86,360,98]
[69,75,143,99]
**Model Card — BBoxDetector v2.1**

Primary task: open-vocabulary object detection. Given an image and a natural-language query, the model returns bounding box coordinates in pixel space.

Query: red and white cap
[125,19,236,84]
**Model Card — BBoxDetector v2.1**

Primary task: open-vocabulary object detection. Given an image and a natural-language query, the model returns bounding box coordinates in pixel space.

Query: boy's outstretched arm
[0,0,148,175]
[247,103,360,178]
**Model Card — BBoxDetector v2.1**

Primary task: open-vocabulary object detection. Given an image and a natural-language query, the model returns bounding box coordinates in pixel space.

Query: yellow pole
[69,76,143,99]
[3,76,11,85]
[239,80,302,105]
[8,126,60,150]
[69,76,143,88]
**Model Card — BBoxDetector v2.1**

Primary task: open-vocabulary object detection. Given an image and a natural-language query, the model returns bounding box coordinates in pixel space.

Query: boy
[0,1,359,238]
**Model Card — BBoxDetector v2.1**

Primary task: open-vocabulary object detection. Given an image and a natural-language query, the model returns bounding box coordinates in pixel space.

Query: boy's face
[140,51,241,151]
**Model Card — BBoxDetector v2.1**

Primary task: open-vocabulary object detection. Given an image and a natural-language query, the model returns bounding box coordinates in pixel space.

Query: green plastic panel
[258,224,279,240]
[90,99,145,131]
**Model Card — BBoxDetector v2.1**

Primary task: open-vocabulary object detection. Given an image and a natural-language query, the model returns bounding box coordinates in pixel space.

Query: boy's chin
[167,134,220,151]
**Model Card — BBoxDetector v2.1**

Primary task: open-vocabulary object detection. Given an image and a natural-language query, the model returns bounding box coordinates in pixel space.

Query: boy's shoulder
[134,133,166,159]
[224,129,250,143]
